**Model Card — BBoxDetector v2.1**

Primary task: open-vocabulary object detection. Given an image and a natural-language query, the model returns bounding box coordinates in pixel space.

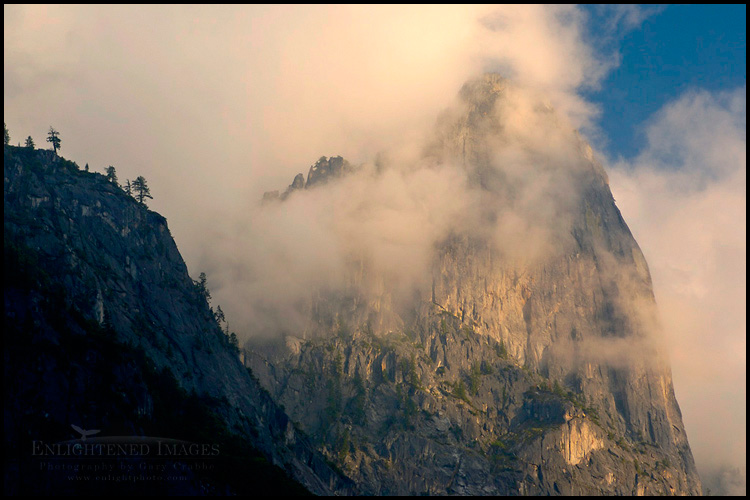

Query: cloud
[203,158,477,337]
[200,71,621,341]
[4,5,624,225]
[608,87,746,495]
[4,9,662,347]
[0,4,618,339]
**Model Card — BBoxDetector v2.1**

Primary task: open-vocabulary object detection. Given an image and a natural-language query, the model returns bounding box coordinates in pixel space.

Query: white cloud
[4,5,621,232]
[609,87,746,495]
[5,4,633,319]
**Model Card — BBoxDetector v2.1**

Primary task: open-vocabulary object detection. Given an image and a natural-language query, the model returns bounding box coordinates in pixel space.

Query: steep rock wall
[246,74,701,495]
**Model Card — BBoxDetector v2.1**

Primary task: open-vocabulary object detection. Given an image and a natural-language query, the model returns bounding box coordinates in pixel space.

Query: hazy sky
[4,4,745,495]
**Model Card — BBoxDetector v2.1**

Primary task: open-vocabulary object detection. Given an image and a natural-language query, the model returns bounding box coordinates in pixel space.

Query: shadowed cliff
[3,145,353,495]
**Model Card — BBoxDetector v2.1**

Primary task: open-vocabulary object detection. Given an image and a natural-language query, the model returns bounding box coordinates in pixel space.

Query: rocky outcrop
[3,146,353,495]
[305,156,353,188]
[263,155,355,202]
[246,74,701,495]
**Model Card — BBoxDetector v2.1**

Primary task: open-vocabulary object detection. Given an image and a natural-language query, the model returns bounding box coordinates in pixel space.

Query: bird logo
[71,424,100,441]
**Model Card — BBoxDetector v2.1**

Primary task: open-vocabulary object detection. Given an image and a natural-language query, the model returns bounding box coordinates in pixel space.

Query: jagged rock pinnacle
[458,72,509,109]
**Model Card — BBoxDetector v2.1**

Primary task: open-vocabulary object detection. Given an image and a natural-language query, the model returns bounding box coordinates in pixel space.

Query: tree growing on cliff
[105,166,119,187]
[124,179,132,196]
[228,332,240,354]
[46,127,61,154]
[25,136,35,149]
[131,176,153,205]
[194,272,211,304]
[214,305,226,329]
[4,123,9,146]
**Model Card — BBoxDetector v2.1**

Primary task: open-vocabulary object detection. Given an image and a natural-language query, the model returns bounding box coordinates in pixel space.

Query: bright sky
[4,5,745,495]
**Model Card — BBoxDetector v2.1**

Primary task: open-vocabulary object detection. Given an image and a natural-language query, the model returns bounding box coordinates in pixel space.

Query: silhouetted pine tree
[131,176,153,205]
[46,127,61,154]
[194,272,211,304]
[105,166,119,187]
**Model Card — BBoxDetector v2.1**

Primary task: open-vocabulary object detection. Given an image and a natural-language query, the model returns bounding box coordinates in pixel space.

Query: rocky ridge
[262,155,355,202]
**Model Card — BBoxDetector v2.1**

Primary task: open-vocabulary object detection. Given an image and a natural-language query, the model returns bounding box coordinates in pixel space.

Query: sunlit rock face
[246,73,701,495]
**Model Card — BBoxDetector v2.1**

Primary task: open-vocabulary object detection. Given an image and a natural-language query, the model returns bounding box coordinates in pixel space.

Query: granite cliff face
[3,146,352,495]
[245,74,702,495]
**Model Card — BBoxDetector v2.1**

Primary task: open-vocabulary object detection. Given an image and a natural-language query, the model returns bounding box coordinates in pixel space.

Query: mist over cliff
[226,74,703,495]
[5,5,743,494]
[206,78,596,338]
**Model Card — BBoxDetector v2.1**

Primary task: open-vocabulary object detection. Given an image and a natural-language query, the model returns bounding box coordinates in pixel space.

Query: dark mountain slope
[3,145,352,495]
